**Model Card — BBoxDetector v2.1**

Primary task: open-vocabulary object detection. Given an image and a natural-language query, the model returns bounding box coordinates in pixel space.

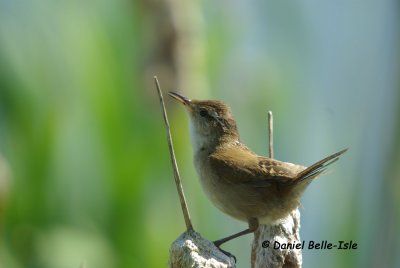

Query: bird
[168,91,347,257]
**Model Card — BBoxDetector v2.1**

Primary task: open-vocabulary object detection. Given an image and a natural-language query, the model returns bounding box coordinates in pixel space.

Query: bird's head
[169,92,239,151]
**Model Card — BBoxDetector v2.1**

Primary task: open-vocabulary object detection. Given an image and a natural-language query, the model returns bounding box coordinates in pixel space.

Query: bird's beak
[168,92,191,106]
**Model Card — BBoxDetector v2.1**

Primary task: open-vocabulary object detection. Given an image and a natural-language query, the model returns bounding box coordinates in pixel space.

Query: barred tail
[295,148,348,183]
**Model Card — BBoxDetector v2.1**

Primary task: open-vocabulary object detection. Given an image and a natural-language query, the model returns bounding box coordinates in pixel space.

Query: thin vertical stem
[154,76,193,230]
[268,111,274,158]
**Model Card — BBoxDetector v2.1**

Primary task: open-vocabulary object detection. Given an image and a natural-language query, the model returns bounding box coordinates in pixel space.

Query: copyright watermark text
[261,240,358,250]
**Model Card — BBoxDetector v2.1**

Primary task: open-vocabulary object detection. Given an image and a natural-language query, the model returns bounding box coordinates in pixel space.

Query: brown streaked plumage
[169,91,347,257]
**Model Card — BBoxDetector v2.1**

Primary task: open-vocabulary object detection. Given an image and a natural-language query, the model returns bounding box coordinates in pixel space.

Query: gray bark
[169,229,236,268]
[252,209,302,268]
[168,209,302,268]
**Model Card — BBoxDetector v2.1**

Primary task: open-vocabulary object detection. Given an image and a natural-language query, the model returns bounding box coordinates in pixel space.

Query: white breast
[189,120,208,153]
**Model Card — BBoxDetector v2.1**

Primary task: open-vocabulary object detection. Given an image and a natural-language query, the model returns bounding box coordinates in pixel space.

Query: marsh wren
[169,92,347,252]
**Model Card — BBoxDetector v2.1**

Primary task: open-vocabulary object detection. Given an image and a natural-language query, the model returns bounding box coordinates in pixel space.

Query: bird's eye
[199,109,208,117]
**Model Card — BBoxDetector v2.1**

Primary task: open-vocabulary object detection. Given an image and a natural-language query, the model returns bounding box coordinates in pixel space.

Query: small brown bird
[169,92,347,254]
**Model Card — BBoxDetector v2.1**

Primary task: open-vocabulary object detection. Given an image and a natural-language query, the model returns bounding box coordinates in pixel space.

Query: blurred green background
[0,0,399,267]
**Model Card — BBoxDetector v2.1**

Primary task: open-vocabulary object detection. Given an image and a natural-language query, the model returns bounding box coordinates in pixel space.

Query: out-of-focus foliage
[0,0,399,268]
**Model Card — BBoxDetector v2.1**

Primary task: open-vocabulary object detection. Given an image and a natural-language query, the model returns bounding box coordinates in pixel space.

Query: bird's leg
[213,218,259,262]
[214,217,259,246]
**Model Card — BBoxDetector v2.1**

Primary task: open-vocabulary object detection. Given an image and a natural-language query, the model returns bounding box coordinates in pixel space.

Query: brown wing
[209,144,305,186]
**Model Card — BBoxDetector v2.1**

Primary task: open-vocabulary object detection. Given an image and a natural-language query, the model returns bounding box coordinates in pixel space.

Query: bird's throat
[189,120,213,153]
[189,120,239,155]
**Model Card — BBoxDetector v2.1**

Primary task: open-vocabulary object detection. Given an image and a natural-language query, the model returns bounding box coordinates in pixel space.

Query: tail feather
[296,148,348,183]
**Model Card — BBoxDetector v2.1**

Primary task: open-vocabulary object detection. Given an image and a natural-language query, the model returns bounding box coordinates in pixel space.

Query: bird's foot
[213,242,237,263]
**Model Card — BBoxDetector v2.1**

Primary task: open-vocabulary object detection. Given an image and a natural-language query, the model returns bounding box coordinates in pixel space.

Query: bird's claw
[213,243,237,263]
